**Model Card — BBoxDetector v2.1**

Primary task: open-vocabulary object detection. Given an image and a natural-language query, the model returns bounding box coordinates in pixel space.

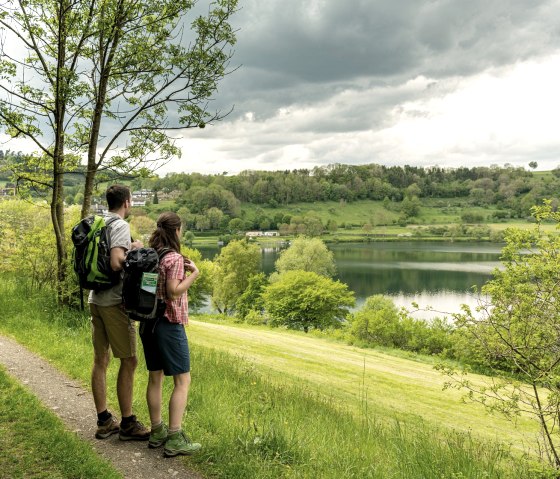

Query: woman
[140,212,201,457]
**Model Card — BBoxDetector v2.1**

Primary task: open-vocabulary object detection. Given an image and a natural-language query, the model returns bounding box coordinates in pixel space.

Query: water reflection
[196,241,501,319]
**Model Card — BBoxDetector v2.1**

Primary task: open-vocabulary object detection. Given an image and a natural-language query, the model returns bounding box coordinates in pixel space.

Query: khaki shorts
[90,303,136,358]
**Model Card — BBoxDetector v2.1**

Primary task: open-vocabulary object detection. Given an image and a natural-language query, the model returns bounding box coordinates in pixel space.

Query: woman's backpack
[122,248,171,321]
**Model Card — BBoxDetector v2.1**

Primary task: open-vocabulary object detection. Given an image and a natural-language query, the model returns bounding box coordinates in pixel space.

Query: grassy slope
[0,280,538,478]
[0,367,121,479]
[188,319,537,449]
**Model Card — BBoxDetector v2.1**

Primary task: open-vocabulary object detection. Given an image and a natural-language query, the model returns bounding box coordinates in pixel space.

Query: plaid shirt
[157,251,189,325]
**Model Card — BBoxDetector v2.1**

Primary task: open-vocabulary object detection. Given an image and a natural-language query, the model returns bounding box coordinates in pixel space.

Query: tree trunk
[52,0,69,302]
[81,165,97,219]
[81,1,125,219]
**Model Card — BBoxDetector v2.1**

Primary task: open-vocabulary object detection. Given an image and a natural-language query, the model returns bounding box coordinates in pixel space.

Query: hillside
[189,318,537,449]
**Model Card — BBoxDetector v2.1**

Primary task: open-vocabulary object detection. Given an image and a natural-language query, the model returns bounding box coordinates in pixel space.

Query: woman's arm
[166,259,199,300]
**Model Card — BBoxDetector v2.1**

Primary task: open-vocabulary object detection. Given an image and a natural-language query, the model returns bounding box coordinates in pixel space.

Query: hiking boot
[163,430,201,457]
[119,415,150,441]
[148,423,168,448]
[95,414,119,439]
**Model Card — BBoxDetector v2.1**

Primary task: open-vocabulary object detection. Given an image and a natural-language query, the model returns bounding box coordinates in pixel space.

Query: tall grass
[0,277,537,478]
[0,367,121,479]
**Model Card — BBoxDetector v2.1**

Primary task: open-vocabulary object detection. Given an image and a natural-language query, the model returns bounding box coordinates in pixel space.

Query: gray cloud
[207,0,560,131]
[167,0,560,173]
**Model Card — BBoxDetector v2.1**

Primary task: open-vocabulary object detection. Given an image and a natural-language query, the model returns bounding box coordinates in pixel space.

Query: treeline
[130,163,559,219]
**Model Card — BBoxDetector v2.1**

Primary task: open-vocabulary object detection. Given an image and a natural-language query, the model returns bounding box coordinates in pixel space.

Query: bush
[349,296,454,355]
[244,309,267,325]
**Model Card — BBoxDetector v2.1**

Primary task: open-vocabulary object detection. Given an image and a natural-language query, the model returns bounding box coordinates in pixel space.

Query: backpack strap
[158,247,172,260]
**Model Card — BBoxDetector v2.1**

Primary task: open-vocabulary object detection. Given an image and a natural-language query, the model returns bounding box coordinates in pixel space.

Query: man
[90,185,150,441]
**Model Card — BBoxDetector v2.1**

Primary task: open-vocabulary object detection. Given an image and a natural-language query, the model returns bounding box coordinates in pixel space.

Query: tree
[228,217,244,233]
[275,237,336,277]
[401,196,420,218]
[181,246,213,312]
[129,215,156,241]
[206,207,224,230]
[182,230,195,246]
[263,270,354,332]
[304,215,323,237]
[0,0,237,295]
[440,201,560,471]
[528,161,538,170]
[350,295,405,347]
[235,272,268,321]
[211,239,260,314]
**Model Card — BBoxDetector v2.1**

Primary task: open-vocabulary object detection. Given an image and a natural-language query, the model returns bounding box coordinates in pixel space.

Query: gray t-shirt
[88,212,131,307]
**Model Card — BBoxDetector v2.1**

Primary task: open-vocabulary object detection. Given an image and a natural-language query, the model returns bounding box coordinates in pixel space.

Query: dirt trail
[0,335,203,479]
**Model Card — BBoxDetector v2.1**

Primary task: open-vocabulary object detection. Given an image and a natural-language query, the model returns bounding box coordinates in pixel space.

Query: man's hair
[106,185,131,211]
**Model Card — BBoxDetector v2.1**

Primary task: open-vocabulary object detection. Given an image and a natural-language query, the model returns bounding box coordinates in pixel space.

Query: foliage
[349,295,454,355]
[350,295,403,346]
[0,199,79,292]
[274,237,336,277]
[0,279,531,479]
[0,0,238,292]
[129,215,156,242]
[211,239,261,314]
[263,271,354,332]
[181,246,213,312]
[440,201,560,471]
[235,273,268,321]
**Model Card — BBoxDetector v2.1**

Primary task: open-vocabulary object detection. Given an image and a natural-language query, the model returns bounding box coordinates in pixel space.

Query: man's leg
[91,303,119,439]
[92,349,110,413]
[90,303,111,414]
[117,355,137,418]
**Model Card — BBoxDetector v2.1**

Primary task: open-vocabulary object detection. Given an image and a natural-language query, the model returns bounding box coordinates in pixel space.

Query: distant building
[92,203,108,215]
[245,231,263,237]
[131,196,146,207]
[0,183,15,197]
[159,190,181,200]
[132,189,153,198]
[263,231,280,237]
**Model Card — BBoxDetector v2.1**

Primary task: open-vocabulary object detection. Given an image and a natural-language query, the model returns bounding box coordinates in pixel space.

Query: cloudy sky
[164,0,560,175]
[3,0,560,176]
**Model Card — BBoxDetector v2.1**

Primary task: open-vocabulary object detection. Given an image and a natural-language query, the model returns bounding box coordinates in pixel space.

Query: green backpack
[71,215,120,298]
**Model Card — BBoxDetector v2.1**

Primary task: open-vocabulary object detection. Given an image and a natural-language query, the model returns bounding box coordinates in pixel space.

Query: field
[188,318,537,448]
[0,277,547,478]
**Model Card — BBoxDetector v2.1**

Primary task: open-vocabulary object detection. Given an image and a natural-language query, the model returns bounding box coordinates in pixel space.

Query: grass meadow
[0,277,547,478]
[0,367,121,479]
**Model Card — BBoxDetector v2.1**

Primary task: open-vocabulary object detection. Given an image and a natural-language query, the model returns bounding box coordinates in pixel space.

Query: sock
[151,421,163,430]
[121,415,135,426]
[169,427,181,434]
[97,410,111,423]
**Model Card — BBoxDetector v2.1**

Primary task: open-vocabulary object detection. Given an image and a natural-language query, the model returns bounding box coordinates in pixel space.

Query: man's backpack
[122,248,171,322]
[71,215,120,297]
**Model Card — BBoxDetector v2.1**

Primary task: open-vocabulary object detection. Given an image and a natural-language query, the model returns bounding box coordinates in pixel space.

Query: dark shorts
[139,319,190,376]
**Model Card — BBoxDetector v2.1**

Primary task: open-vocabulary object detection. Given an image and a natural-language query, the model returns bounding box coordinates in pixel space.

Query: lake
[197,241,503,320]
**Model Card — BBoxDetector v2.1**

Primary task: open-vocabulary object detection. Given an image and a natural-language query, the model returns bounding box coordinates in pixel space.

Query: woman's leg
[169,372,191,431]
[146,369,164,426]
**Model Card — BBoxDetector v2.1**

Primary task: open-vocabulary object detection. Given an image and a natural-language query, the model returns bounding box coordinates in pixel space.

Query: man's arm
[109,240,143,272]
[110,247,127,272]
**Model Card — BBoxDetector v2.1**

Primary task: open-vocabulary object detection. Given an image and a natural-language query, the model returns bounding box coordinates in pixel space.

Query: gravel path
[0,335,203,479]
